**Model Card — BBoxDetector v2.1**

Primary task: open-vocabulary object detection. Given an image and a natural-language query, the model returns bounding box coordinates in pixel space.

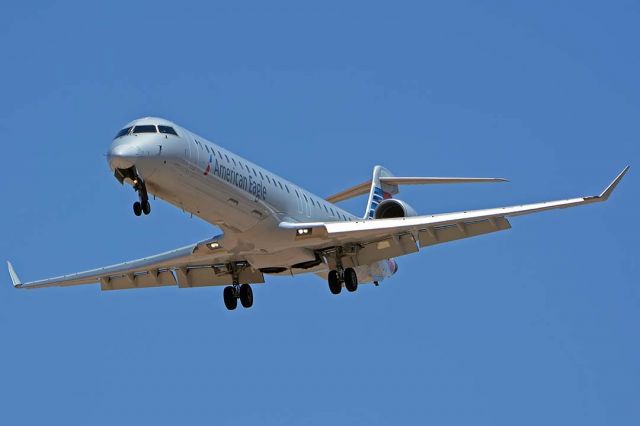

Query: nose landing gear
[132,176,151,216]
[114,166,152,217]
[132,200,151,216]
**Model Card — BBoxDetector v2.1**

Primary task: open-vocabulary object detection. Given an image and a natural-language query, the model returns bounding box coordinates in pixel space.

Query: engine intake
[374,199,417,219]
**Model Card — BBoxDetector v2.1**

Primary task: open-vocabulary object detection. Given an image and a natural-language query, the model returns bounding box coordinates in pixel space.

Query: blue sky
[0,1,638,424]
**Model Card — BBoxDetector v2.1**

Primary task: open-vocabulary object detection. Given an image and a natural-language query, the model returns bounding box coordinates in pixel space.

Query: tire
[328,270,342,294]
[239,284,253,308]
[223,286,237,310]
[133,201,142,216]
[344,268,358,292]
[142,200,151,215]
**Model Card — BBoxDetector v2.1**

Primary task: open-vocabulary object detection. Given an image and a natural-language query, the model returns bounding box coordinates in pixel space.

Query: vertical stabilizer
[363,166,399,219]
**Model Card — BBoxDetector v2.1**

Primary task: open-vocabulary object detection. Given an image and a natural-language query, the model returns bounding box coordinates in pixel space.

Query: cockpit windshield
[158,125,178,136]
[114,126,132,139]
[132,125,158,134]
[114,124,178,139]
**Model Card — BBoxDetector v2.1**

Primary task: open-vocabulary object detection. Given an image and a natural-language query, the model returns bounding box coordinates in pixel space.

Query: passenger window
[217,151,223,159]
[158,125,178,136]
[303,194,308,202]
[285,185,290,193]
[252,168,257,176]
[205,145,210,153]
[278,181,284,190]
[225,154,230,162]
[295,190,299,198]
[132,125,157,134]
[266,175,271,184]
[246,165,251,173]
[259,172,264,179]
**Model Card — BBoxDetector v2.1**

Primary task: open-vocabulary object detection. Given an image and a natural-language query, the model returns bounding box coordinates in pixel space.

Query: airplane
[6,117,629,310]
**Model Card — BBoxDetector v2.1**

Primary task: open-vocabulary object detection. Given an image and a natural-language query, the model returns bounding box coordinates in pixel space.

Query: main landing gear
[327,267,358,294]
[326,248,358,295]
[222,262,254,310]
[132,176,151,217]
[223,284,253,310]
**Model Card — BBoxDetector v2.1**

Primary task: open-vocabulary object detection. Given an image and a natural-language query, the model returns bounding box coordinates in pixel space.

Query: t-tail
[362,166,509,219]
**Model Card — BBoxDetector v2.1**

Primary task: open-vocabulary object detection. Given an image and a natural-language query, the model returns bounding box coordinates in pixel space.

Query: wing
[7,236,264,291]
[283,167,629,267]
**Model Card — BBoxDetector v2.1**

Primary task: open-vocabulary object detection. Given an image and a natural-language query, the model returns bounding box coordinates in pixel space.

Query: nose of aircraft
[108,143,139,170]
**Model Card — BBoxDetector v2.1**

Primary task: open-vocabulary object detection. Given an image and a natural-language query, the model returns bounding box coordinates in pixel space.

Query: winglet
[598,166,630,201]
[7,261,22,288]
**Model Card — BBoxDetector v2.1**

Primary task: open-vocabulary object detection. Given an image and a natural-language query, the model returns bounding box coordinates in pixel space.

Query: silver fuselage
[107,117,396,283]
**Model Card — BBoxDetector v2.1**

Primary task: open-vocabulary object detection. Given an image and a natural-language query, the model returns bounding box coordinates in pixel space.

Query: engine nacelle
[374,199,418,219]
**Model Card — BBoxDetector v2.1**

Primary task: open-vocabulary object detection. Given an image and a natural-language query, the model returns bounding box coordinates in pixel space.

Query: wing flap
[418,217,511,247]
[353,233,420,266]
[100,270,177,291]
[176,266,264,288]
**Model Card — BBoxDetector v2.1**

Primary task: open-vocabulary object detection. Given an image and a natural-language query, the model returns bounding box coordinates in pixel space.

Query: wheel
[142,200,151,215]
[133,201,142,216]
[223,286,237,310]
[328,270,342,294]
[239,284,253,308]
[344,267,358,292]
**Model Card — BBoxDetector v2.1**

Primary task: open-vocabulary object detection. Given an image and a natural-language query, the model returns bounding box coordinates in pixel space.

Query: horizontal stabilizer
[326,175,507,203]
[380,176,508,185]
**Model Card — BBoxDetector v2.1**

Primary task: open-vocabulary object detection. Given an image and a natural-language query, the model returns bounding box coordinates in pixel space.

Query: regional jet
[7,117,629,310]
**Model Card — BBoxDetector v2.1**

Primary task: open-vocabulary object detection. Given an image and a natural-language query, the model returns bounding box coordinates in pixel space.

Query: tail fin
[364,166,398,219]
